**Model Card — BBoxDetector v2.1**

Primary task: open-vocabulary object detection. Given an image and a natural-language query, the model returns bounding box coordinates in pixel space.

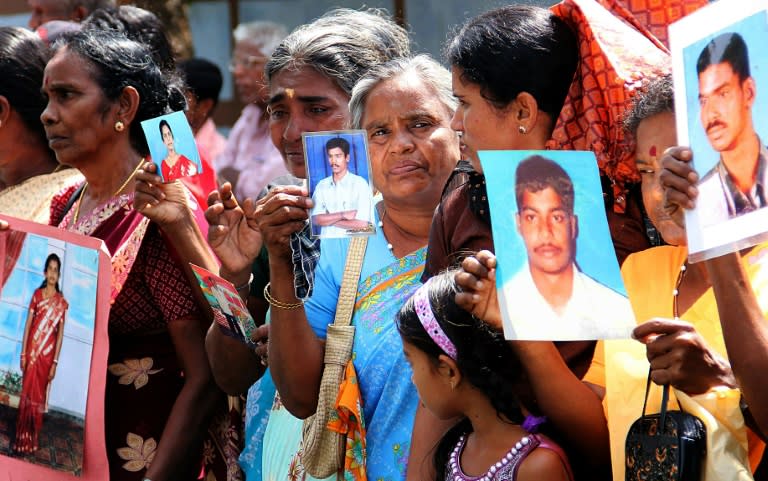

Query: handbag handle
[332,236,369,327]
[640,367,685,436]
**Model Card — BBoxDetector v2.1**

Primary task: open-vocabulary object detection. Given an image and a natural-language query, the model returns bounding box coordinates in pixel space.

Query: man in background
[28,0,115,30]
[215,21,287,201]
[179,58,227,161]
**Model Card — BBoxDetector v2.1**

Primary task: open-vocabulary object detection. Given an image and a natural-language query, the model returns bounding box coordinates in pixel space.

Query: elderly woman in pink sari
[14,253,68,453]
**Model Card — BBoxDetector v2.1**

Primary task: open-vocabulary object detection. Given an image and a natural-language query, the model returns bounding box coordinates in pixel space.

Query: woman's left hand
[634,318,736,394]
[134,161,192,227]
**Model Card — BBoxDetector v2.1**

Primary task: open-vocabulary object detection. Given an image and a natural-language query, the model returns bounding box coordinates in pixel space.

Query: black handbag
[625,370,707,481]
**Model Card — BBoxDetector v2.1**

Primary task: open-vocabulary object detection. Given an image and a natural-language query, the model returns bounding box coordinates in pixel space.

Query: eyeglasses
[228,55,269,72]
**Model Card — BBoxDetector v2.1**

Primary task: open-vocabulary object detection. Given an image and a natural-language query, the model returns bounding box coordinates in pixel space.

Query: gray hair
[233,21,287,57]
[266,8,410,95]
[350,54,456,129]
[624,74,674,137]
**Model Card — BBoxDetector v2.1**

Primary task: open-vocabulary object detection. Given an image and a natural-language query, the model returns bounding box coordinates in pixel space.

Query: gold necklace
[73,158,144,224]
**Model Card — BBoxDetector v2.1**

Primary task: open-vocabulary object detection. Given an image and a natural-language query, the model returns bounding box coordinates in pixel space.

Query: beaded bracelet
[263,282,303,310]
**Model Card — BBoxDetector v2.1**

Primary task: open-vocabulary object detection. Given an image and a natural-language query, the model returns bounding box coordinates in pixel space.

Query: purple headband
[413,280,457,359]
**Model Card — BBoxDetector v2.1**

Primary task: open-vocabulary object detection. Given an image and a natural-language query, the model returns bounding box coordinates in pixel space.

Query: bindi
[649,145,657,159]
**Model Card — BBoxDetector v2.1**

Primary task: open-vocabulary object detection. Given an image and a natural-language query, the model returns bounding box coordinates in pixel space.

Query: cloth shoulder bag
[625,369,707,481]
[302,236,368,478]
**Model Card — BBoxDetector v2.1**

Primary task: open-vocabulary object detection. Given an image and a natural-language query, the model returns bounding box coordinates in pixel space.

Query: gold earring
[114,120,125,132]
[449,380,456,390]
[518,125,527,135]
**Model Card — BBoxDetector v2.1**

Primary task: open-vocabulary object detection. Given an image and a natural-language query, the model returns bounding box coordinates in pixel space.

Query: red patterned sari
[50,185,242,481]
[15,289,68,453]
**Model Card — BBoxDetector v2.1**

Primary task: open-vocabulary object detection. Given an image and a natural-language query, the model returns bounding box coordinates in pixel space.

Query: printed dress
[261,209,423,480]
[51,185,242,481]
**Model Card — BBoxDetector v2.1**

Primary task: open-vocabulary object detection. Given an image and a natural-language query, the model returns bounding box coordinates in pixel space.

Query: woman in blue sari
[258,54,460,480]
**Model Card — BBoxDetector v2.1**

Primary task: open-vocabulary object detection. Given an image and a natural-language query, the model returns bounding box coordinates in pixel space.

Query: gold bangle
[263,282,303,310]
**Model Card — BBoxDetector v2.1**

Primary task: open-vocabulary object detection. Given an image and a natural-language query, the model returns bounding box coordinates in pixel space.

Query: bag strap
[640,367,653,419]
[659,382,670,435]
[641,367,684,436]
[332,236,369,327]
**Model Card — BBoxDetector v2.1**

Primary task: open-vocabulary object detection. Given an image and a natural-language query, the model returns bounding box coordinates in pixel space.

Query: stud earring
[518,125,527,135]
[114,120,125,132]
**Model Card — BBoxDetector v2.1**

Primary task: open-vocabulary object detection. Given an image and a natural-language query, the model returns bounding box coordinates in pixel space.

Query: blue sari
[307,228,424,479]
[260,224,424,480]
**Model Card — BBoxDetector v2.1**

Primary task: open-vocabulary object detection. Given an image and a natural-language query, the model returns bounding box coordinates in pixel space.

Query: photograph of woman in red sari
[14,253,68,454]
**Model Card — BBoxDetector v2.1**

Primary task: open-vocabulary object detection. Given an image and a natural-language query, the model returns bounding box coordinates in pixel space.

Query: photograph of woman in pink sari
[14,253,68,454]
[158,119,198,181]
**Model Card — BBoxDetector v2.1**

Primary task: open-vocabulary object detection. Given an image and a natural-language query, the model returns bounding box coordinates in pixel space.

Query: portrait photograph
[670,0,768,261]
[479,151,635,341]
[190,264,258,348]
[141,110,203,183]
[302,130,376,239]
[0,215,110,481]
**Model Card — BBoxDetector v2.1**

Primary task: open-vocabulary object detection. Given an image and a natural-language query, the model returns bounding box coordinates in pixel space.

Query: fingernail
[476,281,483,289]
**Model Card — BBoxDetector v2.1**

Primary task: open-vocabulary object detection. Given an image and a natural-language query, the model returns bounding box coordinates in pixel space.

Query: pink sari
[15,289,68,453]
[51,185,241,481]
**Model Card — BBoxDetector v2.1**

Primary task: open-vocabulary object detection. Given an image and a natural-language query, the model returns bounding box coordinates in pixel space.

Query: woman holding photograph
[14,253,68,454]
[256,51,459,479]
[133,9,439,480]
[158,119,198,180]
[441,6,612,479]
[44,30,227,481]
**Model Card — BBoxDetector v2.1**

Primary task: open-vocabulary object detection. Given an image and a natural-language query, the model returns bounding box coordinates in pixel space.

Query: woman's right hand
[454,250,503,330]
[634,317,736,394]
[134,162,192,228]
[254,185,312,261]
[659,146,698,226]
[205,183,262,281]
